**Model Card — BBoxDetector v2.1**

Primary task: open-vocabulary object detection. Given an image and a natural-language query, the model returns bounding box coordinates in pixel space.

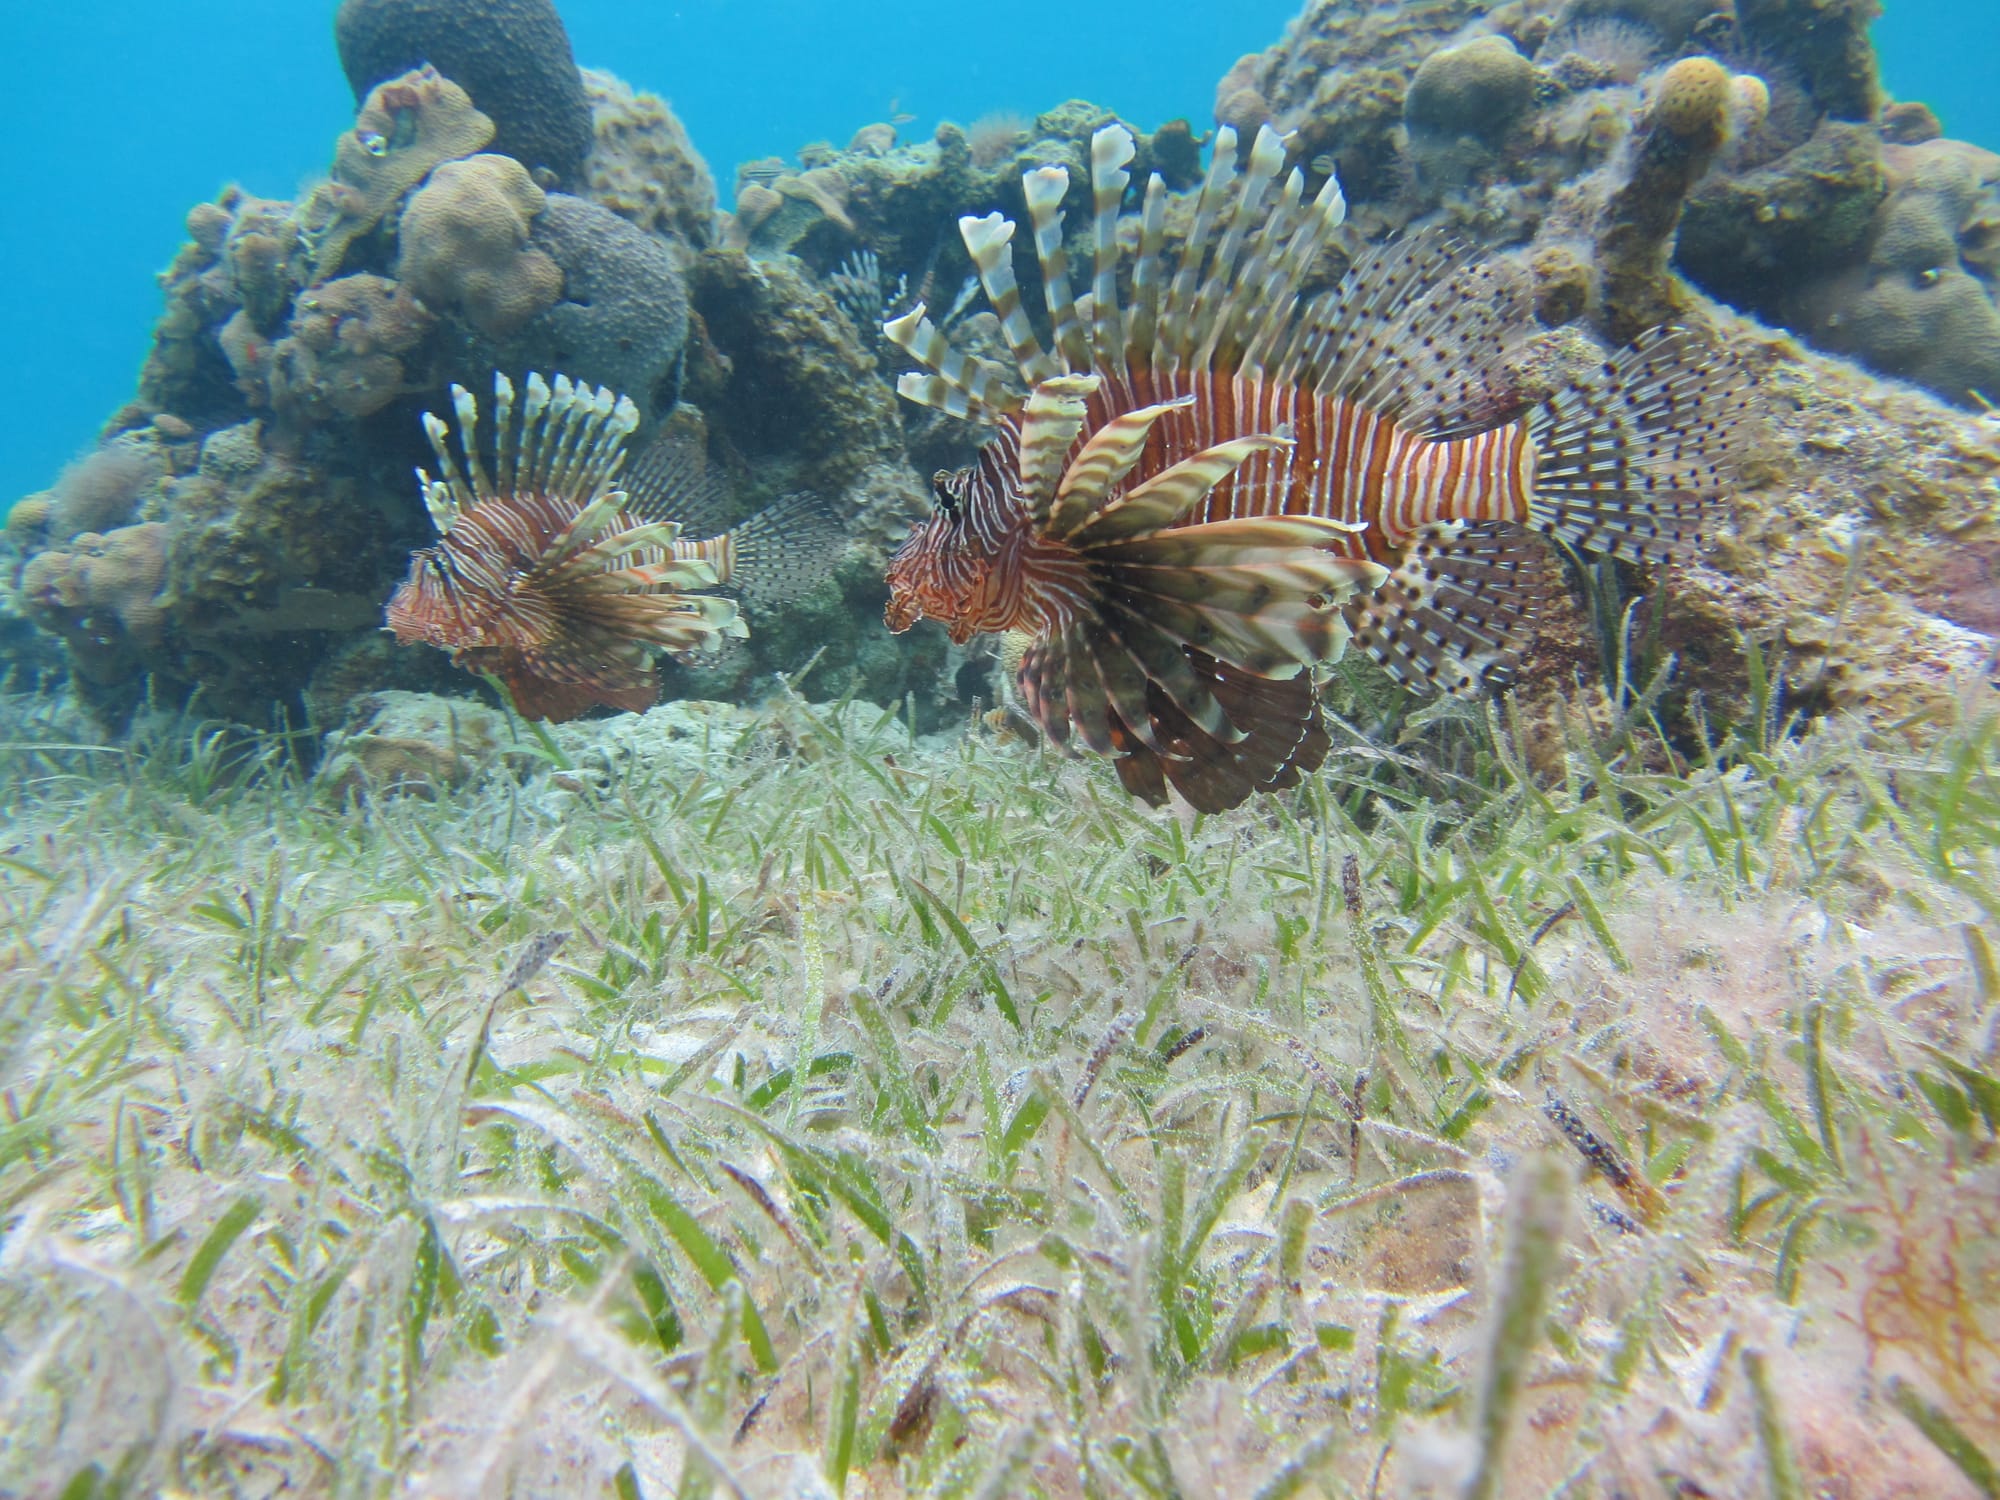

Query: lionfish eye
[929,469,962,524]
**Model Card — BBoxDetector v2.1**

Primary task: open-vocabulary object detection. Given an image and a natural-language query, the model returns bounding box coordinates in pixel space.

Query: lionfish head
[883,462,1026,643]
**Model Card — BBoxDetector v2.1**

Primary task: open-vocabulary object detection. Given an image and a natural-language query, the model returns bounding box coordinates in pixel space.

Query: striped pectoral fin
[1100,606,1243,745]
[1091,516,1388,672]
[1061,627,1119,757]
[1136,652,1330,813]
[1085,618,1175,754]
[1046,394,1196,537]
[1018,376,1101,511]
[1017,634,1073,751]
[1069,432,1295,545]
[1344,520,1553,695]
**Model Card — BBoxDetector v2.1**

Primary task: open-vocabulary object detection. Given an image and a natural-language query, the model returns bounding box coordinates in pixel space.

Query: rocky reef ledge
[2,0,1994,753]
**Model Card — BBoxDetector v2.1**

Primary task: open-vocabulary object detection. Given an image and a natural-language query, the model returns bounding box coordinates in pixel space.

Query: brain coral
[334,0,592,186]
[1404,36,1537,145]
[487,194,689,412]
[397,154,563,338]
[581,68,717,250]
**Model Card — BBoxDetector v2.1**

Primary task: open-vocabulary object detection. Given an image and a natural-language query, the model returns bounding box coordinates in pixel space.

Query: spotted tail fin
[1527,327,1758,564]
[675,491,846,606]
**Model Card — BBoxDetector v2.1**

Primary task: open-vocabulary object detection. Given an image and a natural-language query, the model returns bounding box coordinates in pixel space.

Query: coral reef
[581,68,717,251]
[300,66,496,283]
[268,274,436,421]
[397,154,564,338]
[1790,138,2000,406]
[1656,312,2000,730]
[1215,0,1491,207]
[494,194,689,412]
[18,523,170,685]
[1215,0,1998,415]
[334,0,592,187]
[688,250,915,533]
[12,435,169,546]
[1405,34,1537,146]
[1675,119,1888,317]
[9,0,1996,750]
[1736,0,1881,123]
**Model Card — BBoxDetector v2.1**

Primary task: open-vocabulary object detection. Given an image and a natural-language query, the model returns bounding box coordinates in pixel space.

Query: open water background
[2,1,1992,517]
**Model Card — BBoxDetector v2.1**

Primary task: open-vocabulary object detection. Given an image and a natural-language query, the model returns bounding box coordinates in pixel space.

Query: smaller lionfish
[386,372,836,721]
[882,125,1758,811]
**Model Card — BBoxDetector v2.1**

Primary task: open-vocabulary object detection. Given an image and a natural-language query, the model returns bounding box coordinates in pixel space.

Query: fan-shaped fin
[1526,327,1757,564]
[1344,520,1550,694]
[1047,395,1196,536]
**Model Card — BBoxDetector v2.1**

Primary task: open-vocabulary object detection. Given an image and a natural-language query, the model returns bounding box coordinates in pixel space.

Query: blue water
[1,2,1993,516]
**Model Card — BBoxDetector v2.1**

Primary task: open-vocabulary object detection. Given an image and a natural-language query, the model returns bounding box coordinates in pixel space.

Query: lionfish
[387,371,836,721]
[882,124,1756,811]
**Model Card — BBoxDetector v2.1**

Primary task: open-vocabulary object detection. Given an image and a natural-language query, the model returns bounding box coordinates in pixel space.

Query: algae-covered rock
[1676,119,1888,319]
[581,68,717,251]
[690,249,914,527]
[1215,0,1491,208]
[269,273,436,421]
[334,0,592,186]
[19,524,171,673]
[1786,138,2000,408]
[1645,308,1999,730]
[316,688,522,800]
[1736,0,1881,123]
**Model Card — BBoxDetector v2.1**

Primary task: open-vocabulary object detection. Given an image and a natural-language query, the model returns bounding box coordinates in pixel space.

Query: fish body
[883,123,1755,810]
[387,371,838,721]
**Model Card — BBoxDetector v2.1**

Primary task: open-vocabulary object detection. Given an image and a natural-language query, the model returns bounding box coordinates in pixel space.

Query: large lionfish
[883,124,1757,811]
[387,371,835,721]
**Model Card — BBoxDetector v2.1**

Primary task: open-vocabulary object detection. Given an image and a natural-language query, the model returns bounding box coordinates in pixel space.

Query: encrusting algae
[882,123,1761,812]
[386,371,838,720]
